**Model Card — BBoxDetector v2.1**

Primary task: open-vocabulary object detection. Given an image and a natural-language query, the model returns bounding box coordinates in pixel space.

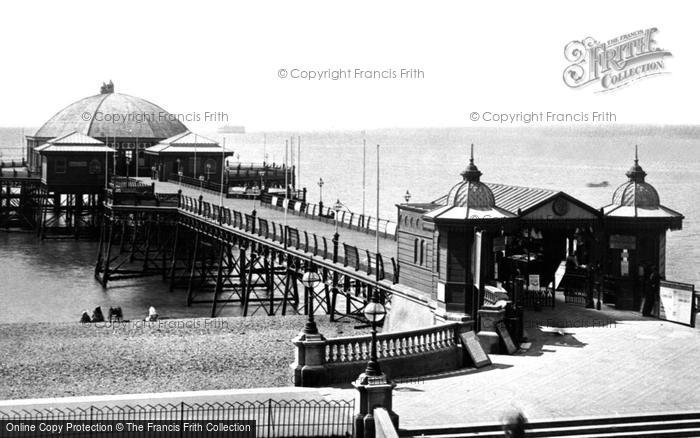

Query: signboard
[459,331,491,368]
[271,196,278,206]
[609,234,636,250]
[437,282,446,302]
[528,274,540,289]
[495,321,518,354]
[658,280,695,327]
[68,161,87,167]
[493,236,506,252]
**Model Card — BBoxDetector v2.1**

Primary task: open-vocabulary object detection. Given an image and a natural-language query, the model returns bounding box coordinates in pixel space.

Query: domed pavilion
[392,144,684,332]
[26,81,188,176]
[600,146,683,310]
[395,145,601,325]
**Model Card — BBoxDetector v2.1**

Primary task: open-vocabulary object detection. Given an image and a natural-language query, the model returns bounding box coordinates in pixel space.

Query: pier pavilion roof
[35,132,115,153]
[602,148,683,226]
[423,147,514,220]
[145,131,230,154]
[32,82,188,140]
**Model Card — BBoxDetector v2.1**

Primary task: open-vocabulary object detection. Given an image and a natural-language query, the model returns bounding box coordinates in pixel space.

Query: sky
[0,1,696,131]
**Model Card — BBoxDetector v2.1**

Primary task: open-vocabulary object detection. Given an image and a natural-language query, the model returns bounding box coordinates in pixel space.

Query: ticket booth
[601,154,683,310]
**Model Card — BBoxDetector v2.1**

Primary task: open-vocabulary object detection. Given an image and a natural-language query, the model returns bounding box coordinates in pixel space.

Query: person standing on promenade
[643,265,660,316]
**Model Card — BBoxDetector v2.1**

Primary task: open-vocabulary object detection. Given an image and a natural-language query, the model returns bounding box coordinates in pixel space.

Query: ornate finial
[626,144,646,182]
[461,143,482,182]
[100,81,114,94]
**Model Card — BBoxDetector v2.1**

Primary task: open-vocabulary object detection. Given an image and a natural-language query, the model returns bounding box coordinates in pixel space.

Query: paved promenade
[5,296,699,427]
[393,296,700,427]
[142,178,397,259]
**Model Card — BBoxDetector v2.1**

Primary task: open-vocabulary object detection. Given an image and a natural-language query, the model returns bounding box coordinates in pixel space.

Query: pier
[94,176,399,321]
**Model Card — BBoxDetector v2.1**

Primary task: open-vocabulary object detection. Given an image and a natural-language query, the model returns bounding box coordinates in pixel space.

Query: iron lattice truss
[95,207,391,321]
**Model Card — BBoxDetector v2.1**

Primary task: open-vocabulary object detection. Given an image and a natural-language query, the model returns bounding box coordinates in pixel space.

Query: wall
[396,207,434,293]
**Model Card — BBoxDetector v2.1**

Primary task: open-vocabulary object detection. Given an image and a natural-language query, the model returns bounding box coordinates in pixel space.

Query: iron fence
[0,399,354,438]
[179,194,398,283]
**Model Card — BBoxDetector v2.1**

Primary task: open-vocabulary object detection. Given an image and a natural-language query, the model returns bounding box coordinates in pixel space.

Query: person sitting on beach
[144,306,158,322]
[91,306,105,323]
[80,310,91,324]
[108,306,123,322]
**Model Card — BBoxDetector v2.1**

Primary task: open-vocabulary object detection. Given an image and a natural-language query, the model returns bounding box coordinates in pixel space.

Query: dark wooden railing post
[332,232,339,264]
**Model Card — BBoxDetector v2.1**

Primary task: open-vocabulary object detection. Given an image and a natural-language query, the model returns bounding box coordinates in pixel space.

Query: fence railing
[177,194,398,283]
[261,195,397,240]
[110,176,154,194]
[0,158,27,168]
[0,399,355,438]
[168,173,224,193]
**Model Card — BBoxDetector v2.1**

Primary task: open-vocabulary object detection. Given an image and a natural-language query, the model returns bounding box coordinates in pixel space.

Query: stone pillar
[353,373,398,438]
[290,332,327,387]
[477,303,506,354]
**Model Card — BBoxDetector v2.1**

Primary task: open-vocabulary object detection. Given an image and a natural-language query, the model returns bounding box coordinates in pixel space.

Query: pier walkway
[138,178,397,261]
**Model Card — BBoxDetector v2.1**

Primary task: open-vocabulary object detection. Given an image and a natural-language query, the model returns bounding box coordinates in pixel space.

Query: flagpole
[135,136,139,178]
[290,136,294,191]
[263,133,267,165]
[284,139,289,244]
[297,135,301,192]
[220,137,226,208]
[376,143,380,279]
[362,133,366,220]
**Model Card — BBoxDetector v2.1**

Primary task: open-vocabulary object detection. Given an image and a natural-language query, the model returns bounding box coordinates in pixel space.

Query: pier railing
[0,399,355,438]
[110,176,154,194]
[261,194,398,240]
[294,321,473,386]
[177,194,399,283]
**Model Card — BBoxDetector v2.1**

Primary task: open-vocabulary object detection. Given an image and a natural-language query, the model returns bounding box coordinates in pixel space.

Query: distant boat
[218,125,246,134]
[586,181,610,188]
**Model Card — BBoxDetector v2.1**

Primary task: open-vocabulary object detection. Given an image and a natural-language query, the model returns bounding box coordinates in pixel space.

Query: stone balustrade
[292,321,473,387]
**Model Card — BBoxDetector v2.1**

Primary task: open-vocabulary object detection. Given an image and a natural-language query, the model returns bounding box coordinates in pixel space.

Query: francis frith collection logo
[563,28,672,92]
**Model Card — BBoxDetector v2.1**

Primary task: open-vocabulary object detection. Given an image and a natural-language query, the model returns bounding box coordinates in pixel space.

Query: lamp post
[317,178,324,203]
[404,190,411,203]
[300,269,322,335]
[199,175,205,195]
[178,170,183,189]
[332,199,343,263]
[318,178,324,213]
[332,199,343,235]
[362,289,387,376]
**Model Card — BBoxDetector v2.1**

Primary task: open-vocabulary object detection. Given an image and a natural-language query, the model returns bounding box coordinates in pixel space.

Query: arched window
[204,158,217,175]
[420,240,425,266]
[414,238,419,264]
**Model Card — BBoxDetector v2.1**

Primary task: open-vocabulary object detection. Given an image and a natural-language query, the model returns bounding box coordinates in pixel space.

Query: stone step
[400,412,700,437]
